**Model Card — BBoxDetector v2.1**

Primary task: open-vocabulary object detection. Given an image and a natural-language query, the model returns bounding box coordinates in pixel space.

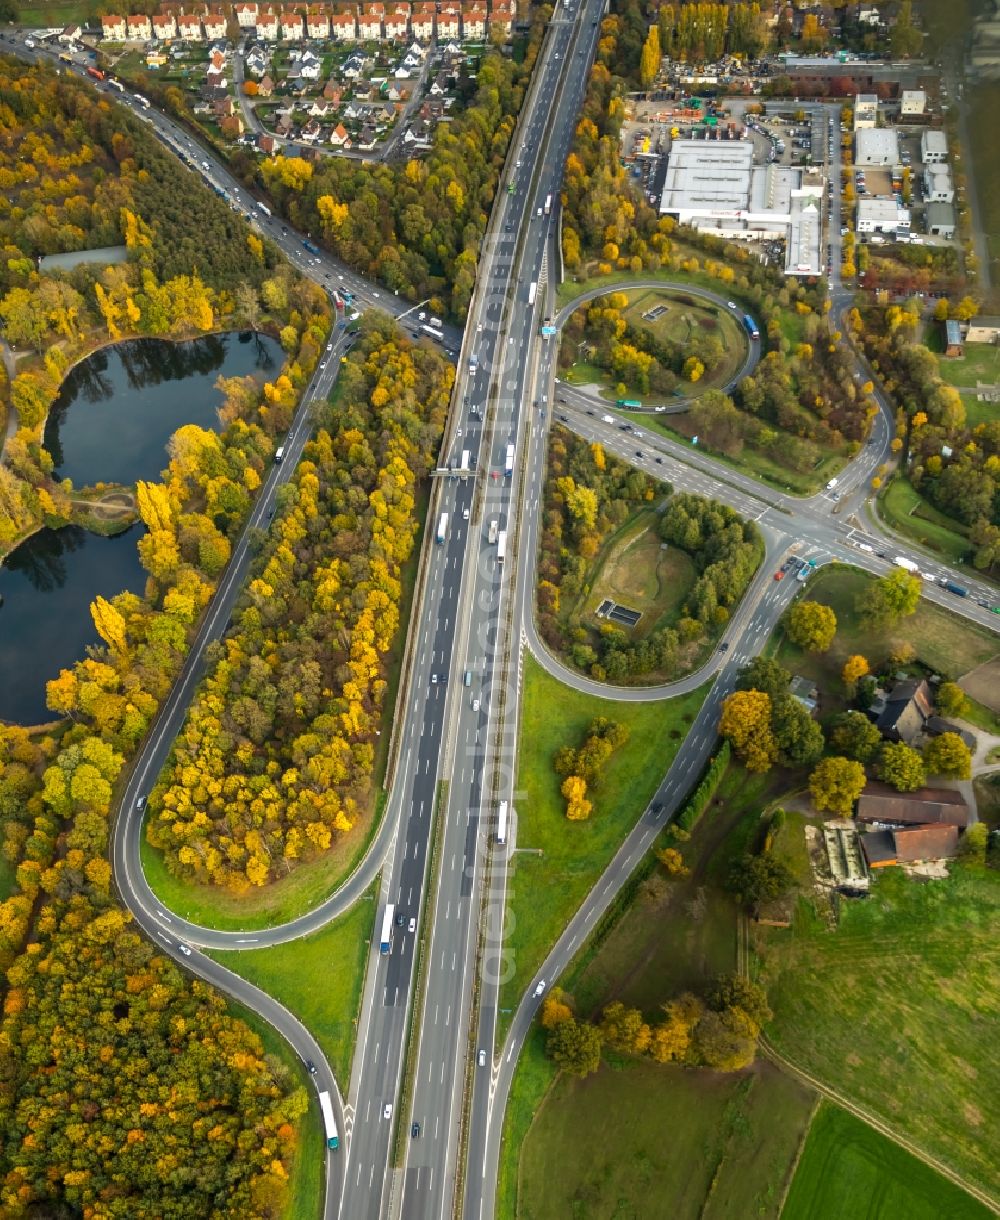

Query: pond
[44,331,282,487]
[0,524,148,726]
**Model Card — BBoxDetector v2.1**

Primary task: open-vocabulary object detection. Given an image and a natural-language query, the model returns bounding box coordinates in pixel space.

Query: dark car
[306,1060,317,1075]
[411,1122,421,1138]
[395,911,405,928]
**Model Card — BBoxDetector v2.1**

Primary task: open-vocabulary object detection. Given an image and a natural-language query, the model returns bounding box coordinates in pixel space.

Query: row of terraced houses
[100,1,515,42]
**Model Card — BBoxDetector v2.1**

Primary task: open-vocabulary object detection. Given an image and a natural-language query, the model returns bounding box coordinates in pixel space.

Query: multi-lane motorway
[7,27,1000,1220]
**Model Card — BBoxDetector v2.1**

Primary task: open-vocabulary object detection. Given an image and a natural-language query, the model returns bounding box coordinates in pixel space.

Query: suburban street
[7,27,1000,1220]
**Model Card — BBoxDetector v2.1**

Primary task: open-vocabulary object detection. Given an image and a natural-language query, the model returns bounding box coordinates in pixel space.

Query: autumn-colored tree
[841,654,869,692]
[786,600,837,652]
[540,988,573,1028]
[922,732,972,780]
[657,846,689,877]
[877,741,926,792]
[600,1001,651,1054]
[809,755,867,814]
[936,681,968,719]
[719,690,778,772]
[562,774,593,821]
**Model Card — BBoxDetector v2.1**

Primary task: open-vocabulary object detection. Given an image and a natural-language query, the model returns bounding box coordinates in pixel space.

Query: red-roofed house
[280,10,304,38]
[152,13,178,38]
[330,122,351,146]
[203,11,227,38]
[234,2,259,27]
[861,823,960,869]
[177,13,204,38]
[410,8,433,37]
[258,73,275,94]
[307,7,330,36]
[461,6,485,37]
[358,6,383,37]
[331,10,357,39]
[126,13,153,38]
[436,10,459,38]
[384,6,409,38]
[257,8,280,38]
[101,14,127,39]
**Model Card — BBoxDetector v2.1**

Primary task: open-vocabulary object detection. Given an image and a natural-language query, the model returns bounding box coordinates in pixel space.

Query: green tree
[708,974,772,1033]
[959,822,989,862]
[727,852,794,909]
[877,741,926,792]
[770,693,825,766]
[546,1016,603,1077]
[857,569,921,628]
[829,711,882,762]
[736,656,790,700]
[786,600,837,652]
[600,1001,651,1054]
[692,1009,757,1071]
[922,732,972,780]
[809,755,867,814]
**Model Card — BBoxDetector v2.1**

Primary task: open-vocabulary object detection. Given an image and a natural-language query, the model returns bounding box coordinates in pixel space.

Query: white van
[274,445,285,464]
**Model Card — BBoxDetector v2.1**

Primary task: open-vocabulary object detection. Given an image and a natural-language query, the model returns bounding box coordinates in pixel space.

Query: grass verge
[879,477,972,567]
[781,1102,994,1220]
[757,865,1000,1201]
[499,654,709,1036]
[208,884,375,1086]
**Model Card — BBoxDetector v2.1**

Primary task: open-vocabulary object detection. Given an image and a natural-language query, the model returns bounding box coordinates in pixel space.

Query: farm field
[758,865,1000,1201]
[781,1103,994,1220]
[518,1059,814,1220]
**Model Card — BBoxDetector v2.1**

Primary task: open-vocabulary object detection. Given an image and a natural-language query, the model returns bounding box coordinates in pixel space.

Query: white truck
[893,556,919,573]
[487,520,499,544]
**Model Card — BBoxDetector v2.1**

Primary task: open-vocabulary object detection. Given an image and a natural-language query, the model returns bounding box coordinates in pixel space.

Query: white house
[900,89,926,116]
[359,9,383,38]
[307,10,330,38]
[126,13,152,39]
[178,14,204,39]
[234,3,259,28]
[203,13,227,39]
[281,12,304,38]
[923,165,955,203]
[152,13,177,39]
[921,129,948,164]
[331,12,357,39]
[100,14,127,40]
[461,7,486,38]
[257,10,279,39]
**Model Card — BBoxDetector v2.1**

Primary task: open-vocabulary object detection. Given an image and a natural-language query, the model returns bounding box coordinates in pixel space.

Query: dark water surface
[44,331,281,487]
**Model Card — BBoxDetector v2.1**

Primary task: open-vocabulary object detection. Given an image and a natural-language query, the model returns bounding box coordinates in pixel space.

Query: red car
[774,570,785,581]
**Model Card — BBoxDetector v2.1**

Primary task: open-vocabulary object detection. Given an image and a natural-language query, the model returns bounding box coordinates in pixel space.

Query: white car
[727,300,736,309]
[178,944,192,957]
[408,917,416,933]
[472,698,480,712]
[135,795,147,810]
[533,980,546,998]
[383,1103,392,1120]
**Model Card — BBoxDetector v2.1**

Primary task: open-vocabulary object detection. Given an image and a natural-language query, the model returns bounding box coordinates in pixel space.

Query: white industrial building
[854,93,878,129]
[923,165,955,203]
[658,139,824,276]
[900,89,926,116]
[855,128,900,166]
[921,129,948,163]
[857,198,911,235]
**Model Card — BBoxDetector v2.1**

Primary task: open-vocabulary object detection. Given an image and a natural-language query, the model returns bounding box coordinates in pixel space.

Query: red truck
[86,66,105,81]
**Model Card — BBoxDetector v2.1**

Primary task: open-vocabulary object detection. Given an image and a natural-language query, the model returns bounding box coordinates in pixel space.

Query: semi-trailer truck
[436,512,449,544]
[943,581,968,598]
[504,444,515,476]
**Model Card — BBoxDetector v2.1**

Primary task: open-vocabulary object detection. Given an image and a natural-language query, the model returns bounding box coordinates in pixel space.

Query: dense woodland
[859,302,1000,571]
[0,62,336,1214]
[0,58,317,554]
[537,429,761,681]
[242,15,545,319]
[148,318,453,889]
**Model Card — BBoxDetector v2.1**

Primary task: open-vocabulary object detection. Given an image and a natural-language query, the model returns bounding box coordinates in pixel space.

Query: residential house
[300,117,323,141]
[384,7,410,39]
[152,13,178,38]
[203,12,227,39]
[330,122,351,146]
[58,23,83,42]
[921,129,948,163]
[331,11,358,39]
[213,94,238,119]
[873,677,933,743]
[307,8,330,37]
[126,13,153,39]
[359,7,383,38]
[234,2,259,27]
[342,54,367,77]
[436,10,460,38]
[245,44,268,74]
[101,14,127,40]
[860,822,960,869]
[856,6,882,24]
[309,97,333,116]
[178,14,204,39]
[855,781,970,828]
[323,79,343,102]
[461,6,486,38]
[411,3,435,36]
[404,117,431,145]
[258,73,276,95]
[358,122,379,148]
[488,6,513,37]
[299,50,322,78]
[258,132,278,152]
[257,9,280,38]
[789,675,819,714]
[146,49,168,67]
[281,11,305,38]
[853,92,878,129]
[428,72,448,96]
[385,80,409,101]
